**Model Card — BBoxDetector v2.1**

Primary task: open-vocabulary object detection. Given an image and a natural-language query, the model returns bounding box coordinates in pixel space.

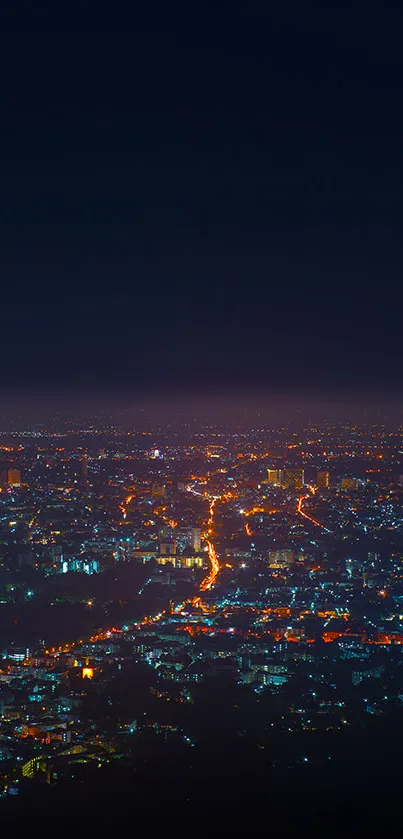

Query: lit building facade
[317,470,330,489]
[282,468,304,490]
[5,468,21,486]
[267,469,283,485]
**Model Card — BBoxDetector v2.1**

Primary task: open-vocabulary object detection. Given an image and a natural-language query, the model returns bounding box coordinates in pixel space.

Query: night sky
[0,7,402,403]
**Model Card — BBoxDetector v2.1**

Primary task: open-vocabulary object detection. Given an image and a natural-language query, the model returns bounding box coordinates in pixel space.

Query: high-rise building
[317,470,329,489]
[282,468,304,490]
[177,526,202,553]
[152,484,167,498]
[5,468,21,486]
[268,549,294,568]
[267,469,281,484]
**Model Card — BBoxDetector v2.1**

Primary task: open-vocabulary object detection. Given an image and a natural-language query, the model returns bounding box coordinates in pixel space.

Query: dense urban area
[1,414,403,822]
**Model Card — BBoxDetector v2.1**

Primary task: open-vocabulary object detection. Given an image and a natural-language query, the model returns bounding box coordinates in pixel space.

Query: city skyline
[1,412,403,827]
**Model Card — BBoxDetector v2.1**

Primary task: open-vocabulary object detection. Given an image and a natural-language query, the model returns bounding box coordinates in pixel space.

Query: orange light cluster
[120,493,135,520]
[182,624,211,636]
[200,498,220,592]
[262,607,292,618]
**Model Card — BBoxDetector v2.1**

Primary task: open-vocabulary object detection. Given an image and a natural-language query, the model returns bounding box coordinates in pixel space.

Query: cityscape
[1,5,402,829]
[2,414,403,821]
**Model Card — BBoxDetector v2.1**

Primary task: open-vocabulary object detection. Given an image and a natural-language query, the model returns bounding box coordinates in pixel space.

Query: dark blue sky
[0,6,402,397]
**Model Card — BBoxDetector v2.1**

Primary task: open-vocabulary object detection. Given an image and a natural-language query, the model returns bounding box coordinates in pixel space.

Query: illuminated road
[297,493,332,534]
[44,482,336,661]
[200,497,221,591]
[45,487,223,658]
